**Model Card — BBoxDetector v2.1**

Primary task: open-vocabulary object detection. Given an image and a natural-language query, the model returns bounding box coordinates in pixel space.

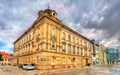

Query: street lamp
[91,39,96,66]
[91,39,96,56]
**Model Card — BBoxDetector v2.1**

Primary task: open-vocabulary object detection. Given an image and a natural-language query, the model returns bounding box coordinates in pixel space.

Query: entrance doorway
[85,58,88,66]
[72,58,76,67]
[17,58,19,65]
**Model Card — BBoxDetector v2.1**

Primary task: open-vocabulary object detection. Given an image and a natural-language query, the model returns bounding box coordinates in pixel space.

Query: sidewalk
[0,69,5,75]
[40,67,88,74]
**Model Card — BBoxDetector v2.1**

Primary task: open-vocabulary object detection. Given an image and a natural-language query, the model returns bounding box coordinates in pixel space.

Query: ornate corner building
[13,8,93,69]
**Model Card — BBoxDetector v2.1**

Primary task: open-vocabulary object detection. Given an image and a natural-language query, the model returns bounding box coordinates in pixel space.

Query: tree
[0,54,3,61]
[9,54,13,56]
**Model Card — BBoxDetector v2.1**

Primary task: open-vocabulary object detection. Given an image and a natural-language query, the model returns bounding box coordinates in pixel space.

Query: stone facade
[13,8,93,69]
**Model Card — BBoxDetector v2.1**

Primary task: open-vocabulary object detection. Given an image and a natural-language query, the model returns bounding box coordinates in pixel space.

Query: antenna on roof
[48,3,50,9]
[48,6,49,9]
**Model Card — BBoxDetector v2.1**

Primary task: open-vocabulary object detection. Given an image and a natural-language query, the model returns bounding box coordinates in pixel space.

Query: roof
[0,52,12,59]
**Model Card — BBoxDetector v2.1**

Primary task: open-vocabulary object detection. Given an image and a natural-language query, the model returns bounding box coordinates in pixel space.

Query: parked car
[22,63,35,70]
[18,64,23,68]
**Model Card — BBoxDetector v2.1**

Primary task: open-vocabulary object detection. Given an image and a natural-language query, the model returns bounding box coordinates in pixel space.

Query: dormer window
[51,11,57,18]
[38,9,57,19]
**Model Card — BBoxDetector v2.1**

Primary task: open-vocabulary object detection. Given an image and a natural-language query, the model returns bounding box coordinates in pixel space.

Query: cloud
[0,0,120,53]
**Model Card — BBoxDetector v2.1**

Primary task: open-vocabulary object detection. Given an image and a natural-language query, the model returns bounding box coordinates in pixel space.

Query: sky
[0,0,120,53]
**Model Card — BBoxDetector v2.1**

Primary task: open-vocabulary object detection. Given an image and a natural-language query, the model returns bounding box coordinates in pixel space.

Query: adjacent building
[99,44,107,65]
[106,47,119,65]
[0,52,12,65]
[92,43,107,66]
[13,8,93,69]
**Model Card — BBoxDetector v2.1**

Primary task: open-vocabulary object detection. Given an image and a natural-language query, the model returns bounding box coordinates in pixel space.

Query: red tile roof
[0,52,11,59]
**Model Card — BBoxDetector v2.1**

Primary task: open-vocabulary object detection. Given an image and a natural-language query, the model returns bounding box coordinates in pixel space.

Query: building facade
[95,44,107,66]
[13,8,93,69]
[92,43,107,66]
[0,52,12,65]
[99,44,107,65]
[106,47,119,65]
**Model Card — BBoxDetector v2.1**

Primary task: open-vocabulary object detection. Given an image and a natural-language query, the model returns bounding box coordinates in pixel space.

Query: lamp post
[91,39,96,66]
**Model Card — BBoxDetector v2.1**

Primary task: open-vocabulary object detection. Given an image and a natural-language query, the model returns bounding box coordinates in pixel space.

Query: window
[31,32,33,40]
[68,45,71,53]
[53,13,55,16]
[37,56,39,63]
[5,59,7,61]
[29,35,31,40]
[24,37,26,42]
[72,58,75,62]
[27,35,29,41]
[80,40,82,45]
[68,58,71,64]
[68,35,71,41]
[52,39,55,49]
[30,43,32,52]
[51,56,54,64]
[77,39,79,44]
[38,28,40,35]
[73,46,75,54]
[84,42,86,46]
[77,47,79,54]
[62,43,65,52]
[86,43,88,47]
[52,28,55,35]
[81,48,83,55]
[73,37,75,43]
[62,32,65,40]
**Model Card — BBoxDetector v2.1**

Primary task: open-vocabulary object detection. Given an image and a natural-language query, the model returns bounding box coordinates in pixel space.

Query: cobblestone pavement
[0,66,120,75]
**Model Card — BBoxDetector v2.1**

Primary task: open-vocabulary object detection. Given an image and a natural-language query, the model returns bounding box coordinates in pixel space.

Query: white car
[22,63,35,70]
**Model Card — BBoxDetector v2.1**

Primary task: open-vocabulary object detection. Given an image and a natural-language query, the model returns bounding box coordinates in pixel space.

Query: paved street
[42,67,109,75]
[0,66,120,75]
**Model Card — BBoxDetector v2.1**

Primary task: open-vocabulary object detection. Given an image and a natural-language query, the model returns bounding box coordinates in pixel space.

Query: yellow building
[13,8,93,69]
[95,43,103,66]
[94,44,107,66]
[99,44,107,65]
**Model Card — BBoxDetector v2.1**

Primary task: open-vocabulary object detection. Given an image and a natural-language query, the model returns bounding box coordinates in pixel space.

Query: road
[0,65,120,75]
[42,68,108,75]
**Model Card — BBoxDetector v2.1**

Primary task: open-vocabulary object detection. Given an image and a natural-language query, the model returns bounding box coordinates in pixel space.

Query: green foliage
[9,54,13,56]
[0,54,3,61]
